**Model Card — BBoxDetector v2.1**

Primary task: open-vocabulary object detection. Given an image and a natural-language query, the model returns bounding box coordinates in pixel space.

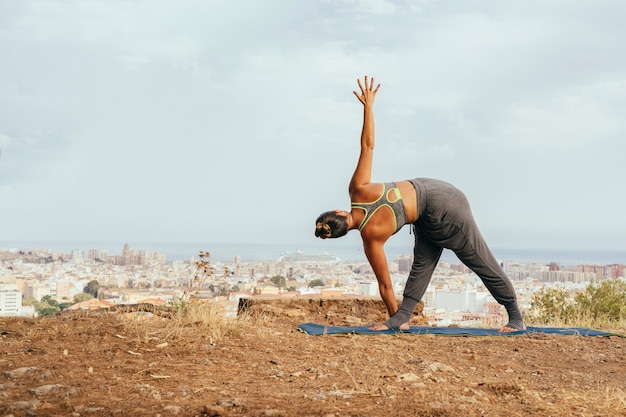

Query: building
[55,280,77,301]
[0,284,21,316]
[24,282,51,301]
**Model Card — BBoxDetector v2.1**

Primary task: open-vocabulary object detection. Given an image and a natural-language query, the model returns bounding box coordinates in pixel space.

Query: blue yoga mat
[297,322,624,337]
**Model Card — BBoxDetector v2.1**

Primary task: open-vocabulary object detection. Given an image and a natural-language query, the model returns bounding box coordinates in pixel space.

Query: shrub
[527,288,577,325]
[575,279,626,322]
[528,279,626,328]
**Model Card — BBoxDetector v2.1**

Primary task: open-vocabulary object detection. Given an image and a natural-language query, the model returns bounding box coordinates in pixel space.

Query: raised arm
[349,76,380,194]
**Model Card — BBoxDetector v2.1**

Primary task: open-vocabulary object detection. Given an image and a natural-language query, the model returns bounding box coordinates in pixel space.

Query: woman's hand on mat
[368,322,410,331]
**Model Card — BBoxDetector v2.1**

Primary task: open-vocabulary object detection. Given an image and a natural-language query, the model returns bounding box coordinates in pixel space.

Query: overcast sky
[1,0,625,255]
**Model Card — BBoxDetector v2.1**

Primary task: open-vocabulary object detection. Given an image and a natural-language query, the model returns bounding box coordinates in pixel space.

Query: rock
[11,399,40,412]
[84,407,105,413]
[163,405,182,415]
[397,373,420,382]
[4,367,39,379]
[426,362,455,373]
[65,387,79,397]
[201,405,224,416]
[0,382,16,390]
[39,370,53,380]
[262,409,283,416]
[28,384,64,396]
[216,398,245,408]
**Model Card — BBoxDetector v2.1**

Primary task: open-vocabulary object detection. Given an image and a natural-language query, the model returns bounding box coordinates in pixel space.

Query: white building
[357,280,378,297]
[436,286,478,312]
[24,282,51,301]
[0,283,22,316]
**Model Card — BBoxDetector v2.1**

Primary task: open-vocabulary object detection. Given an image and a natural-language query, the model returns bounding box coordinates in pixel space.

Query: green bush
[528,279,626,327]
[308,278,325,288]
[528,288,577,325]
[575,279,626,322]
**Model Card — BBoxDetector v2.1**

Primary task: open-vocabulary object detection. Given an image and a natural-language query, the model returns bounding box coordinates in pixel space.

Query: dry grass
[2,300,626,417]
[525,311,626,334]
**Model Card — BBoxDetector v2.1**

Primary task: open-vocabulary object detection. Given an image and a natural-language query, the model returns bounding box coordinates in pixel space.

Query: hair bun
[315,222,331,239]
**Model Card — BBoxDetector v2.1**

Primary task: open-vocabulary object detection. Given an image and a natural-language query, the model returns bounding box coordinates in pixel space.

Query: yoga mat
[297,322,625,337]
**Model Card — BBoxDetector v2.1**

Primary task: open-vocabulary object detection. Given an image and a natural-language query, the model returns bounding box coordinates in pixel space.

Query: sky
[0,0,625,255]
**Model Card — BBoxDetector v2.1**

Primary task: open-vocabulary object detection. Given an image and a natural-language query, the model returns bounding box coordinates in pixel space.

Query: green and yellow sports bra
[351,182,407,234]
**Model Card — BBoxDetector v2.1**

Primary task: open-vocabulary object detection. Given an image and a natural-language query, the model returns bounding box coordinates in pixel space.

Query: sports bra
[351,182,407,234]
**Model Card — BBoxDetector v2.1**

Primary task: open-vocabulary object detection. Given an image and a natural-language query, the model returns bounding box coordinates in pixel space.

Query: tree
[217,282,231,297]
[37,306,59,316]
[22,297,38,307]
[83,280,100,297]
[308,279,325,288]
[74,293,94,304]
[58,302,72,310]
[32,295,61,316]
[41,295,59,308]
[270,275,286,288]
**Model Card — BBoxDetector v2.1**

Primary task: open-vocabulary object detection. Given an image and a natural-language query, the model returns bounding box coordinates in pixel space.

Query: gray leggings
[385,178,523,329]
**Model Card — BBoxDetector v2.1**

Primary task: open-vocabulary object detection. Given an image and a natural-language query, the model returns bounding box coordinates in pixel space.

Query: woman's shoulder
[350,182,383,201]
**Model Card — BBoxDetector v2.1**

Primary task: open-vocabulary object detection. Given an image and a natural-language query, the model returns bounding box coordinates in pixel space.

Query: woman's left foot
[368,322,410,331]
[498,324,526,332]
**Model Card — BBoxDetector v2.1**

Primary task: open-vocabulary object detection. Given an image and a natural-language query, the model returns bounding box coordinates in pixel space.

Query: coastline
[1,240,625,266]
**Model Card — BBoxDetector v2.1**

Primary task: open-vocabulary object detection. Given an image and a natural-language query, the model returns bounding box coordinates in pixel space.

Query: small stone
[65,387,79,397]
[426,362,455,373]
[163,405,181,415]
[39,370,53,380]
[84,407,105,413]
[397,373,420,382]
[201,405,224,416]
[216,398,245,408]
[29,384,64,396]
[0,382,16,390]
[4,367,39,379]
[11,399,40,411]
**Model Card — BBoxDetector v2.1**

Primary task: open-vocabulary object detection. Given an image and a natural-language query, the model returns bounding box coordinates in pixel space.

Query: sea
[1,240,625,266]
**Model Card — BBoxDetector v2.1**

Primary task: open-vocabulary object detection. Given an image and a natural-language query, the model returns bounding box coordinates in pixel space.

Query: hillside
[1,299,625,417]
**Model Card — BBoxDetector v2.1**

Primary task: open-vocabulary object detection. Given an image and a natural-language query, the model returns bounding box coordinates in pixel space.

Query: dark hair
[315,211,348,239]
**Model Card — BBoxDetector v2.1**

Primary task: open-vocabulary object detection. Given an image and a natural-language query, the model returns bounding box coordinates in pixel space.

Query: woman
[314,76,525,332]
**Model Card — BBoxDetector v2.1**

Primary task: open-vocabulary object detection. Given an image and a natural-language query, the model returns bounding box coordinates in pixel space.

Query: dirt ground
[1,298,625,417]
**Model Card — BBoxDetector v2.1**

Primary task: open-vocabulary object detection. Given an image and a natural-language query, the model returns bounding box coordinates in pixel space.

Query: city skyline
[1,1,625,253]
[1,240,625,266]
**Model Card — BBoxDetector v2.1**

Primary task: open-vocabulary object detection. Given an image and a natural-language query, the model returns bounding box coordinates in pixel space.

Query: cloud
[0,1,625,253]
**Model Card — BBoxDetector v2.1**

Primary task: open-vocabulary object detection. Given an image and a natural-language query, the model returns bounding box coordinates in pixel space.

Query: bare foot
[368,322,410,331]
[498,325,526,333]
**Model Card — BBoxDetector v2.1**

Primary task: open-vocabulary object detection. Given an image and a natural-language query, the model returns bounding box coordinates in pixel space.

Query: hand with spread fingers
[352,75,380,107]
